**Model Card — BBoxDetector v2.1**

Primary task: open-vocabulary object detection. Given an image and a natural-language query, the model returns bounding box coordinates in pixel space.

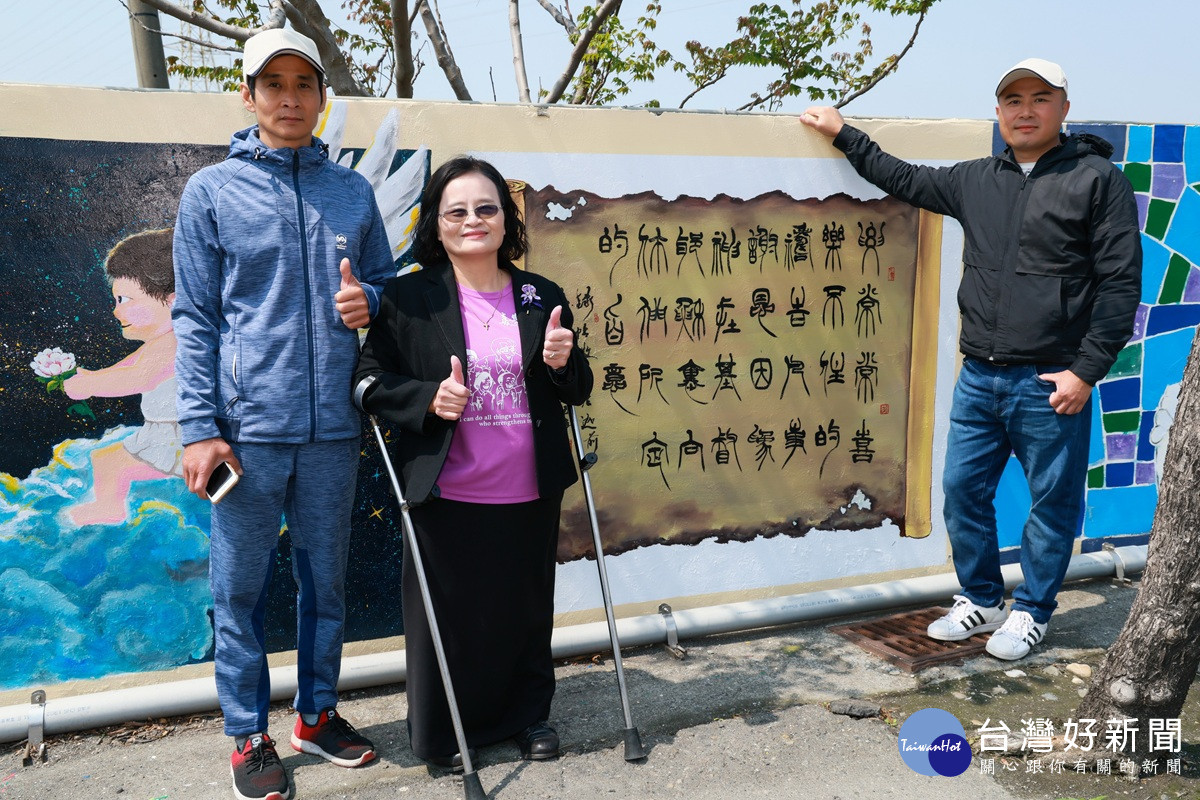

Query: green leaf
[67,402,96,421]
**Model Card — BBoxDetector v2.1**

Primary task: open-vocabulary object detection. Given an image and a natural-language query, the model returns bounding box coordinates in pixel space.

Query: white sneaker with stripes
[985,610,1048,660]
[926,595,1007,641]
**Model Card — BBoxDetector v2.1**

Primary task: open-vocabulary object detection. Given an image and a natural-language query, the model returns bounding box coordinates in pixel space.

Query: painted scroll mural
[520,187,937,560]
[0,103,425,689]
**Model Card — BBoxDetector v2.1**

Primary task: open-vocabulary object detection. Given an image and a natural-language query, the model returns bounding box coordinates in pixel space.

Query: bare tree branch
[393,0,415,97]
[509,0,532,103]
[535,0,577,36]
[416,0,472,101]
[834,8,928,109]
[280,0,370,96]
[117,0,240,51]
[543,0,621,104]
[134,0,284,42]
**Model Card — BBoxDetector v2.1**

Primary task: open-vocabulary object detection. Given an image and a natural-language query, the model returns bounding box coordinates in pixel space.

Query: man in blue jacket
[800,59,1141,661]
[172,28,395,800]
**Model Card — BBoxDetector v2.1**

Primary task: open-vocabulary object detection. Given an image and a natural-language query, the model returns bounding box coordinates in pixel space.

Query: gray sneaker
[926,595,1007,641]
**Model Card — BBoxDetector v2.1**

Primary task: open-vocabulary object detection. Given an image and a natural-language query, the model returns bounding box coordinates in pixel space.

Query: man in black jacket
[800,58,1141,660]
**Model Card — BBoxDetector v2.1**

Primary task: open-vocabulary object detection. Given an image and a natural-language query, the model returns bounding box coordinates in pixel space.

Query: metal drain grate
[829,607,988,672]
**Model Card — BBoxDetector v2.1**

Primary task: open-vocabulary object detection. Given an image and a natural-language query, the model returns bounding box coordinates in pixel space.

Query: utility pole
[128,0,170,88]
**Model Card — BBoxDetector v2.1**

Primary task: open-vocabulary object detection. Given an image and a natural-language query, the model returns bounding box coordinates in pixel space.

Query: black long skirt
[403,493,562,759]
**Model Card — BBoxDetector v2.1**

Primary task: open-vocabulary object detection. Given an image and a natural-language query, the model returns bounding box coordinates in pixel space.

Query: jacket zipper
[990,161,1034,361]
[293,151,318,443]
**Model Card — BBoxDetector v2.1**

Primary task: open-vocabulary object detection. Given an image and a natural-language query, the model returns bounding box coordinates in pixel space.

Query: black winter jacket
[833,125,1142,385]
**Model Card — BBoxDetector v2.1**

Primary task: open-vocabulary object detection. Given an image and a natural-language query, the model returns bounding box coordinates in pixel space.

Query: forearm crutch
[355,376,487,800]
[568,405,647,762]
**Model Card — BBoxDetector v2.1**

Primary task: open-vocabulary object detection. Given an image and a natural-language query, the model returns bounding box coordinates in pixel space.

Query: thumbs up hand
[335,258,370,329]
[430,355,470,420]
[542,305,573,370]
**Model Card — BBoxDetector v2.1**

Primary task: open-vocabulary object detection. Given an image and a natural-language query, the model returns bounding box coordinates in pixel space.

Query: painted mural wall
[0,85,1192,699]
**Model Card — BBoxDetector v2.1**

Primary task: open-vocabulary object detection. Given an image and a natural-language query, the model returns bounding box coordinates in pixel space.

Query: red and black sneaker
[291,708,376,768]
[231,733,291,800]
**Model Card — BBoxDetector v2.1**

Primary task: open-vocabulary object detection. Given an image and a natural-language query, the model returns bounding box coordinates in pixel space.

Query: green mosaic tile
[1088,465,1106,488]
[1102,410,1141,433]
[1123,162,1152,192]
[1159,253,1192,304]
[1108,342,1143,378]
[1145,199,1176,241]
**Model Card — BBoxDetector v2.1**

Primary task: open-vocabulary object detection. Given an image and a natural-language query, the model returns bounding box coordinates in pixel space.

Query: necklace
[461,284,511,330]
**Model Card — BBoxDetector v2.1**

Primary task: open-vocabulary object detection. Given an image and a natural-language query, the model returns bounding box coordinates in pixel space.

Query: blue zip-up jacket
[173,126,395,446]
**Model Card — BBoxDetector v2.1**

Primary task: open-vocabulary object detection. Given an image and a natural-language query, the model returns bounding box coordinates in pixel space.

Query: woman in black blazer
[354,156,592,770]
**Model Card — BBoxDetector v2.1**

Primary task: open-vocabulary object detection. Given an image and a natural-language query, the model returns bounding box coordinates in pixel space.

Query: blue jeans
[941,358,1091,625]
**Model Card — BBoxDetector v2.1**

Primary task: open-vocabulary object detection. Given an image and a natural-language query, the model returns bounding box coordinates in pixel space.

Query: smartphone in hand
[206,461,240,504]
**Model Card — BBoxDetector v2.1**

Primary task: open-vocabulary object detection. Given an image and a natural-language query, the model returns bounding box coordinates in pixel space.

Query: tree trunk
[1075,327,1200,763]
[393,0,415,98]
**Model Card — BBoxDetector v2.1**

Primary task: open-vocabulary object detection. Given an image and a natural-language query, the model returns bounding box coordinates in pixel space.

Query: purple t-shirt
[437,284,539,503]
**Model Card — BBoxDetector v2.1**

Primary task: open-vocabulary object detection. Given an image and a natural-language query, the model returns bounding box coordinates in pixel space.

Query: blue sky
[1,0,1196,124]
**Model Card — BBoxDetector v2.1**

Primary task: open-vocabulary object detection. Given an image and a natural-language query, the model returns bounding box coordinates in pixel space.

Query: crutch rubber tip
[461,770,488,800]
[622,727,647,761]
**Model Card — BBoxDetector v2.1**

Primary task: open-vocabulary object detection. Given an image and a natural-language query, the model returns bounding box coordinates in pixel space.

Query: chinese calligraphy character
[601,362,634,415]
[711,427,742,470]
[822,221,844,271]
[603,293,625,346]
[747,424,776,470]
[855,351,878,404]
[786,223,812,270]
[637,363,669,404]
[637,224,670,278]
[677,359,708,405]
[855,283,882,337]
[857,219,885,275]
[641,432,670,489]
[849,420,875,464]
[749,287,777,337]
[822,284,846,330]
[712,354,742,401]
[637,295,667,341]
[713,296,742,343]
[780,355,810,399]
[674,296,706,342]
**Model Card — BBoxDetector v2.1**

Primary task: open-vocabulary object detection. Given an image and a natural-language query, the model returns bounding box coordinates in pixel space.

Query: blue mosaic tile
[1142,327,1194,407]
[1145,303,1200,336]
[1069,123,1126,162]
[1163,187,1200,264]
[1087,398,1105,463]
[1137,410,1156,461]
[1153,163,1185,199]
[1185,126,1200,183]
[1098,376,1141,410]
[1140,235,1171,304]
[1105,433,1137,459]
[1105,461,1135,487]
[1127,125,1153,163]
[1154,124,1186,162]
[1135,461,1157,485]
[991,123,1005,157]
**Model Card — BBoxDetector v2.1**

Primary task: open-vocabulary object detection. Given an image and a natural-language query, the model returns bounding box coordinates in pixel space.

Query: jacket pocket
[957,253,999,351]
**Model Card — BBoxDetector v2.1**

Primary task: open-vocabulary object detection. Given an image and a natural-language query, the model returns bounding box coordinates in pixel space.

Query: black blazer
[354,260,593,504]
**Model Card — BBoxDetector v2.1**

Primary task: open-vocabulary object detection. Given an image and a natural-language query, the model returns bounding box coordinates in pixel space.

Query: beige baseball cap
[995,58,1067,97]
[243,28,324,82]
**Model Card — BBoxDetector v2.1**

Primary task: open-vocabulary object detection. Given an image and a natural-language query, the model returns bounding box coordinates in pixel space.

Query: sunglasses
[438,204,501,222]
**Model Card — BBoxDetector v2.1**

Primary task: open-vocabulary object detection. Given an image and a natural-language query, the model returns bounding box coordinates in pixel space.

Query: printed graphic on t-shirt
[464,313,530,427]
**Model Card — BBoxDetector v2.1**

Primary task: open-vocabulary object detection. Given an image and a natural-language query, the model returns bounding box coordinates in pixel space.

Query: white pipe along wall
[0,545,1146,743]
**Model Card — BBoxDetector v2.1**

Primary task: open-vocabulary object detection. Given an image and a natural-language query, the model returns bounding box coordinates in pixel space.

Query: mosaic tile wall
[990,123,1200,551]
